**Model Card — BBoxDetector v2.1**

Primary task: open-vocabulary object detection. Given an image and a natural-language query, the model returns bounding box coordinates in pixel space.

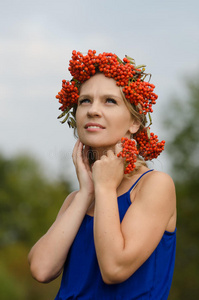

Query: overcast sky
[1,0,199,188]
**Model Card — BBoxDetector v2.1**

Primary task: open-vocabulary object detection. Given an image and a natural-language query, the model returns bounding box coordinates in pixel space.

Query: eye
[106,98,117,104]
[78,98,91,105]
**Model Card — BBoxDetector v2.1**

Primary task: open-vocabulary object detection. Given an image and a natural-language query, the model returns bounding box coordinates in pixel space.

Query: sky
[1,0,199,188]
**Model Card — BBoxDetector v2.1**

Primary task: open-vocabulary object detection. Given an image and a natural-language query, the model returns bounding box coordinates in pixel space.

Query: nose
[87,100,101,118]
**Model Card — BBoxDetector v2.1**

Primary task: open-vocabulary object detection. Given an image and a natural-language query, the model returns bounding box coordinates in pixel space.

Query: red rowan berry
[56,49,165,159]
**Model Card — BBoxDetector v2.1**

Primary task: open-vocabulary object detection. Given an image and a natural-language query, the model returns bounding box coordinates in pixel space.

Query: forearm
[29,191,92,283]
[94,186,125,283]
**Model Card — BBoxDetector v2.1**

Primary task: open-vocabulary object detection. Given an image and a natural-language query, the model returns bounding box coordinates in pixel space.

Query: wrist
[94,184,117,200]
[94,181,117,193]
[78,188,94,202]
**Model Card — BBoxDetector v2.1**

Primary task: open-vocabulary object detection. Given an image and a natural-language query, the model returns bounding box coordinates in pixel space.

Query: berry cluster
[134,128,165,161]
[56,50,156,116]
[123,79,158,114]
[56,80,79,112]
[55,49,165,163]
[117,138,139,174]
[68,50,98,82]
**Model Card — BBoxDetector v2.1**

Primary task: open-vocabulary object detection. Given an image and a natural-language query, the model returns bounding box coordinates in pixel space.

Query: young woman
[28,50,176,299]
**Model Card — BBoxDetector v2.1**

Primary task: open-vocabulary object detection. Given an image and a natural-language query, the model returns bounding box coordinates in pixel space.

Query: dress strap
[129,169,154,193]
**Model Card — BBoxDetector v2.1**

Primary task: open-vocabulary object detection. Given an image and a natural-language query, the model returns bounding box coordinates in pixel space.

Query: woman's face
[76,73,139,152]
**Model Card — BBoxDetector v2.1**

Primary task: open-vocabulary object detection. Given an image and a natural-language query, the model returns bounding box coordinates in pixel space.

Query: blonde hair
[119,87,148,171]
[119,87,146,132]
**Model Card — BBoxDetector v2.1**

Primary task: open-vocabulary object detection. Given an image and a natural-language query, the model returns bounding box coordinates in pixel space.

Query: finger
[115,142,123,155]
[106,149,115,157]
[82,145,90,162]
[76,140,84,161]
[100,154,108,160]
[83,145,91,170]
[72,139,80,165]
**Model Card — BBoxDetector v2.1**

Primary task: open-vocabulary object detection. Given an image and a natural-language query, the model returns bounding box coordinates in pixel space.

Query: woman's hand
[92,144,124,190]
[72,139,94,199]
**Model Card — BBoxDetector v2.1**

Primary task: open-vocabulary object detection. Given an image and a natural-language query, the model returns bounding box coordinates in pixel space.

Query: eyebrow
[78,94,122,101]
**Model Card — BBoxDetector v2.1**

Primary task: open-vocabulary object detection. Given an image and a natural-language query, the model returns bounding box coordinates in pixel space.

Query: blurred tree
[0,153,72,299]
[0,153,71,247]
[163,76,199,300]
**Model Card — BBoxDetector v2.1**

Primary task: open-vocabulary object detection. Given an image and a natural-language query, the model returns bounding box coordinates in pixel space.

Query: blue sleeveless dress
[55,170,176,300]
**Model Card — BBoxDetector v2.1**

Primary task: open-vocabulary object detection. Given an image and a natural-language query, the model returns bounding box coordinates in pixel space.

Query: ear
[129,120,140,135]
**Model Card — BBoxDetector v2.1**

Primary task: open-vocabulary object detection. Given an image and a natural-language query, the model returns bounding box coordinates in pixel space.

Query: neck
[90,146,115,161]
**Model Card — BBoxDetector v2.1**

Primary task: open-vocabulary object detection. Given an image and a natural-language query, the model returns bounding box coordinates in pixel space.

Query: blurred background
[0,0,199,299]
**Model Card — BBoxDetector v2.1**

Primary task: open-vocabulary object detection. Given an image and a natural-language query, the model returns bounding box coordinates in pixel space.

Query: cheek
[76,121,82,137]
[75,110,82,126]
[115,112,132,127]
[75,112,85,137]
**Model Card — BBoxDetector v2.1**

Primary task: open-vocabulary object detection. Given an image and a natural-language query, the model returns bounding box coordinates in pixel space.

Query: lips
[85,123,105,129]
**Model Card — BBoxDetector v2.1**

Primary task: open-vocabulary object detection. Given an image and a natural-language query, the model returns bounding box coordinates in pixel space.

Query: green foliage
[163,76,199,299]
[0,260,26,299]
[0,153,71,299]
[164,77,199,182]
[0,153,71,247]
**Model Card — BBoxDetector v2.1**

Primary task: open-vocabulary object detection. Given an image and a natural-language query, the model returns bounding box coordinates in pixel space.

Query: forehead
[79,73,121,97]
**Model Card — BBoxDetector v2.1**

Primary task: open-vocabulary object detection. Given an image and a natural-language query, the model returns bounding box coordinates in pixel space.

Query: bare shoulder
[126,170,176,234]
[133,170,176,214]
[56,190,79,218]
[136,170,175,195]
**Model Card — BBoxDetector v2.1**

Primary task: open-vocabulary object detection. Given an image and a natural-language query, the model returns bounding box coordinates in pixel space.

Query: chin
[78,135,123,150]
[86,142,117,153]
